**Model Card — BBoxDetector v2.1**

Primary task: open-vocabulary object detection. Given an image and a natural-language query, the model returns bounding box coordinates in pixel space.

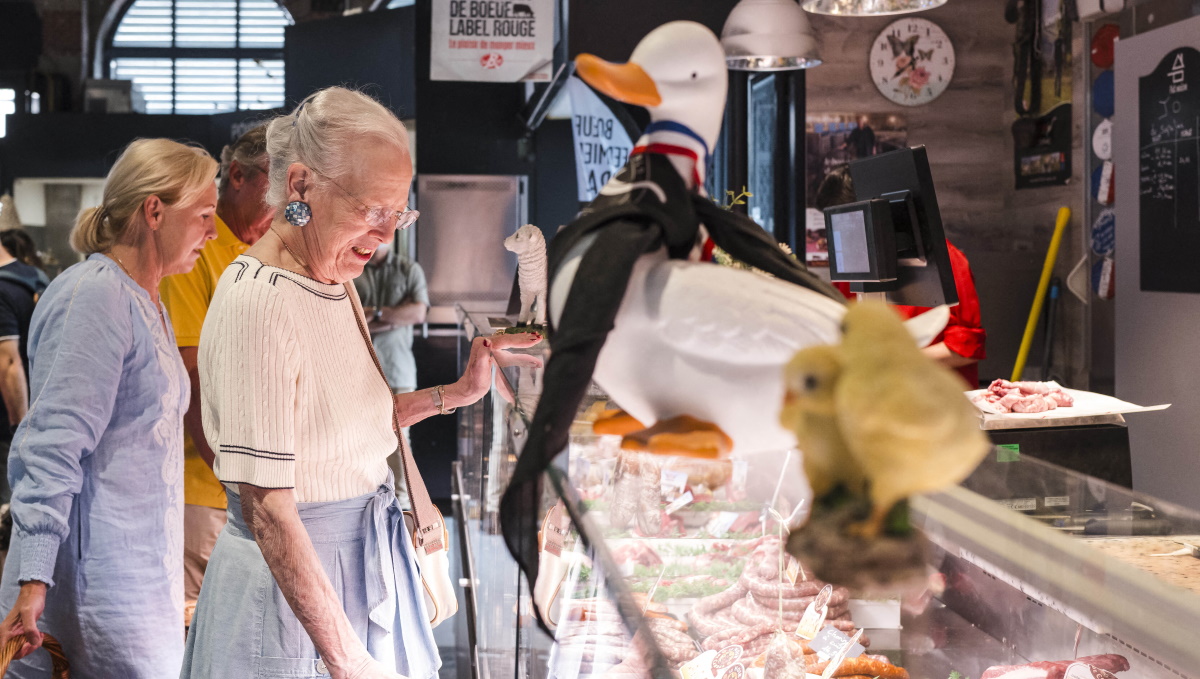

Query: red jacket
[835,242,986,388]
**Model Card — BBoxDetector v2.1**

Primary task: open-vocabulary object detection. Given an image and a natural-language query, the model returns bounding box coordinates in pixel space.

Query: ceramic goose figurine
[502,21,946,631]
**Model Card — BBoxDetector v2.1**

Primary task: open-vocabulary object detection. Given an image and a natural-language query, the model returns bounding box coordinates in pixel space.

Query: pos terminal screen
[830,209,871,274]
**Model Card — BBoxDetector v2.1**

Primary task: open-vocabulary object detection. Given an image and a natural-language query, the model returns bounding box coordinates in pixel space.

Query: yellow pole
[1012,207,1071,381]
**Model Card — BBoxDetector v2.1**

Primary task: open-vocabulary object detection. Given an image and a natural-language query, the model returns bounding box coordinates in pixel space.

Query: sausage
[610,454,639,530]
[702,622,777,651]
[809,656,909,679]
[739,568,823,599]
[694,583,749,614]
[749,587,850,611]
[636,458,663,536]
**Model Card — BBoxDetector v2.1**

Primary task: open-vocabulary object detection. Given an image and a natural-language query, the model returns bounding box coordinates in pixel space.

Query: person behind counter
[182,87,540,679]
[0,138,219,677]
[815,166,987,388]
[160,123,274,628]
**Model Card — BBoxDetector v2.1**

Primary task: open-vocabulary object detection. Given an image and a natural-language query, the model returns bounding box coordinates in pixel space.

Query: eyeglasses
[313,168,419,231]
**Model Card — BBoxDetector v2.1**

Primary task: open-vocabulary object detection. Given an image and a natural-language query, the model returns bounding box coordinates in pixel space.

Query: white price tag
[1063,662,1118,679]
[818,628,864,679]
[732,460,749,487]
[661,469,689,495]
[1001,498,1038,511]
[1045,496,1070,507]
[810,626,864,663]
[795,584,832,640]
[665,491,694,515]
[679,650,717,679]
[707,511,740,537]
[785,556,802,586]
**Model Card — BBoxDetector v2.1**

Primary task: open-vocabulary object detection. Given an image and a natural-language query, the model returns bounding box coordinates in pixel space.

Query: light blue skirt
[180,481,441,679]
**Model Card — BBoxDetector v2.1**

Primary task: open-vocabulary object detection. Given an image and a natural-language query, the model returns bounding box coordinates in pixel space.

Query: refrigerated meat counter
[452,308,1200,679]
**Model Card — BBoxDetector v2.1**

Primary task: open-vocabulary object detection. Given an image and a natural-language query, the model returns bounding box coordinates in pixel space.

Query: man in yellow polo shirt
[160,124,272,626]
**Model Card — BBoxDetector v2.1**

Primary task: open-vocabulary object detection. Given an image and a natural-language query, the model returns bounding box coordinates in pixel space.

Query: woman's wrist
[442,381,471,410]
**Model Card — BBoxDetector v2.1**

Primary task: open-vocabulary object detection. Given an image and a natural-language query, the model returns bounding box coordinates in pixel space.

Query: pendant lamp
[801,0,947,16]
[722,0,822,71]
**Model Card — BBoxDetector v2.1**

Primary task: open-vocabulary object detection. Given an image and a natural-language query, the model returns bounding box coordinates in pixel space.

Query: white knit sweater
[199,255,395,502]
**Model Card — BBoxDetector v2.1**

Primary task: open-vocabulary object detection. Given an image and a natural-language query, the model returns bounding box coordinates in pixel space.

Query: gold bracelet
[436,384,457,415]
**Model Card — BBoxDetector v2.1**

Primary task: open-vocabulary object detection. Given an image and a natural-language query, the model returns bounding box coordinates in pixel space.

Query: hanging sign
[431,0,554,82]
[565,76,634,202]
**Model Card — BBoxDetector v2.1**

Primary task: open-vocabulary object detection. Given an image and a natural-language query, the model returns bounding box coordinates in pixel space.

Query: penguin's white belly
[593,254,845,454]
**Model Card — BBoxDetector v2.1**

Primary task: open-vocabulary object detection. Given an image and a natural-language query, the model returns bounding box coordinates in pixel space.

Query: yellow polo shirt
[160,215,250,510]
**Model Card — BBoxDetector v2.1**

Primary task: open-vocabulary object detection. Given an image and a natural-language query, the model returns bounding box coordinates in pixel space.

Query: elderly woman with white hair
[181,87,539,679]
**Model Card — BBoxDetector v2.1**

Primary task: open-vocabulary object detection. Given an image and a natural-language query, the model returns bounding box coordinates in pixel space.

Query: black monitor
[824,146,958,308]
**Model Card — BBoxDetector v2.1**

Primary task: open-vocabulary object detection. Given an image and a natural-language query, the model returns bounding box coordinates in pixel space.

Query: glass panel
[174,0,237,47]
[238,59,285,110]
[174,58,238,114]
[0,89,14,138]
[112,0,173,47]
[110,58,174,113]
[239,0,290,47]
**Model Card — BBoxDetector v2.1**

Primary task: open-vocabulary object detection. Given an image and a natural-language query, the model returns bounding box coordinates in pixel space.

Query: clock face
[870,18,955,107]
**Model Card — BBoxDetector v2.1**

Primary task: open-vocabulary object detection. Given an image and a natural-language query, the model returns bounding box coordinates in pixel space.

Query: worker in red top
[815,167,987,388]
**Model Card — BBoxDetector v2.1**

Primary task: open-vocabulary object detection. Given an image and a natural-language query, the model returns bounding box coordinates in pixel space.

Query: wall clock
[870,17,956,106]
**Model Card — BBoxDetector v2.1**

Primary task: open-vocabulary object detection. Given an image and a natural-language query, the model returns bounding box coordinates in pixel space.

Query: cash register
[823,147,1134,518]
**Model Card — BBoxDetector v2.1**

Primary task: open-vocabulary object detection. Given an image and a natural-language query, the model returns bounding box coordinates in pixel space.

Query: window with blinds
[108,0,290,114]
[0,90,14,138]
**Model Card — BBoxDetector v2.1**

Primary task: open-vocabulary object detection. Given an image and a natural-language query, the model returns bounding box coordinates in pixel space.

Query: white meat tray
[966,382,1170,431]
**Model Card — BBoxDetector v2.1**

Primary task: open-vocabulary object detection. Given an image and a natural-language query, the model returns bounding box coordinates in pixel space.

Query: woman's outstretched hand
[0,581,47,661]
[450,332,543,406]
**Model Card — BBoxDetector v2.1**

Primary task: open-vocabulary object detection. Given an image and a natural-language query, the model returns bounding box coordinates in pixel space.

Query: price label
[1063,663,1119,679]
[795,584,832,640]
[711,645,743,672]
[679,650,718,679]
[707,511,740,537]
[732,460,749,487]
[810,626,864,662]
[1045,496,1070,507]
[665,491,695,515]
[785,556,802,586]
[818,628,864,679]
[1000,498,1038,511]
[661,469,689,495]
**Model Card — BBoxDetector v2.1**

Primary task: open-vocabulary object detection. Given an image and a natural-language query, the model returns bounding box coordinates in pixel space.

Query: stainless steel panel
[415,175,527,307]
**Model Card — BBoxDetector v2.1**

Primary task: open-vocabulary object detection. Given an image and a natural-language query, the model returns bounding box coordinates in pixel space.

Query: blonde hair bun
[71,138,218,255]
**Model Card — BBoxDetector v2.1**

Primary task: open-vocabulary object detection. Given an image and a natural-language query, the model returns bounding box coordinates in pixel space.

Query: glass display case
[453,308,1200,679]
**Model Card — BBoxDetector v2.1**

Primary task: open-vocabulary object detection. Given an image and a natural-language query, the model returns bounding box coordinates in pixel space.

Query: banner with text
[431,0,554,82]
[565,76,634,202]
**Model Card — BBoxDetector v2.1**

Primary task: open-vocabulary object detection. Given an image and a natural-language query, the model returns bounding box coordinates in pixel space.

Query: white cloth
[199,255,395,502]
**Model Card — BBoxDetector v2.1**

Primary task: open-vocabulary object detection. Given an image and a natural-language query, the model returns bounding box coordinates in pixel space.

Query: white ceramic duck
[548,21,947,457]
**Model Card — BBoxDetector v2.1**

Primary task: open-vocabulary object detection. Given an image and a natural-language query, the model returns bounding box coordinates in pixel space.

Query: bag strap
[344,282,445,555]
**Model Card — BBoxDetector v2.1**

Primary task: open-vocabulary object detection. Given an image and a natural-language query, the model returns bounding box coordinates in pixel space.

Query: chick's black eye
[691,72,698,79]
[804,374,820,391]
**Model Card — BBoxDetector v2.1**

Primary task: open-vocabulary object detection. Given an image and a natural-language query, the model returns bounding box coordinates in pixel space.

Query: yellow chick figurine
[781,301,990,540]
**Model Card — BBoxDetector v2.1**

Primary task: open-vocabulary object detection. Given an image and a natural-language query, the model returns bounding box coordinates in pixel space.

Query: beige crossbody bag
[346,283,459,628]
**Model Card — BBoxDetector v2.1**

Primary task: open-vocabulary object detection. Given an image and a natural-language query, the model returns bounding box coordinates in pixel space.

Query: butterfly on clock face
[871,18,956,107]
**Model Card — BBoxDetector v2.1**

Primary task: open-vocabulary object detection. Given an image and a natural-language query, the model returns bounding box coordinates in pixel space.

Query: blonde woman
[0,139,218,678]
[182,87,539,679]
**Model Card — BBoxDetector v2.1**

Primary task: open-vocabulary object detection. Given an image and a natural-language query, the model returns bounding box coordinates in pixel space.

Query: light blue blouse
[0,254,188,678]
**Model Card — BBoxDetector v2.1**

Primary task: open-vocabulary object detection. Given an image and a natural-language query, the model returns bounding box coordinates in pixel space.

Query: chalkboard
[1139,47,1200,293]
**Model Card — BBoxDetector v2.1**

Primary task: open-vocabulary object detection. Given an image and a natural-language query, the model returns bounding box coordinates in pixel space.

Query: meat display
[980,654,1130,679]
[972,380,1076,414]
[687,536,873,657]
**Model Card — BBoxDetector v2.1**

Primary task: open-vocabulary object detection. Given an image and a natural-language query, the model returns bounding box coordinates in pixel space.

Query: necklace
[271,227,313,277]
[108,251,165,323]
[110,253,135,280]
